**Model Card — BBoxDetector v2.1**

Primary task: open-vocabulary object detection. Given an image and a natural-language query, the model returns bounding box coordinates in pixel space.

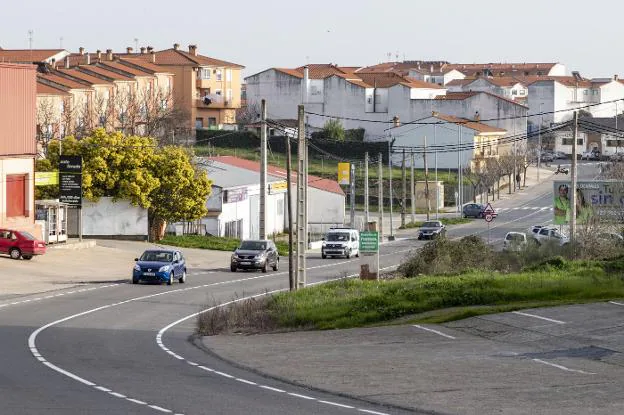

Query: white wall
[245,69,303,120]
[593,81,624,118]
[77,197,148,237]
[307,187,345,231]
[0,157,35,231]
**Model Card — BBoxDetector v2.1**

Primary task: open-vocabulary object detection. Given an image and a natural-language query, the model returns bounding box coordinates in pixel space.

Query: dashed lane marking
[412,325,456,339]
[512,311,565,324]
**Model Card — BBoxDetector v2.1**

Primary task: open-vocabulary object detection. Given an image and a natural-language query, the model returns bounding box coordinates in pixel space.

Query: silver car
[417,221,446,240]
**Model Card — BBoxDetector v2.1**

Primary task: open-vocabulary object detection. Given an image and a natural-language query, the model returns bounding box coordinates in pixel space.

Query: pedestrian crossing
[496,206,553,212]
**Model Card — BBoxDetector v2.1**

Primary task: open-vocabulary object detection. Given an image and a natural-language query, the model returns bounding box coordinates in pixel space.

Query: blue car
[132,249,187,285]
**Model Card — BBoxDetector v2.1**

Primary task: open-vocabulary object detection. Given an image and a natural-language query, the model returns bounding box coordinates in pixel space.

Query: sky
[2,0,622,79]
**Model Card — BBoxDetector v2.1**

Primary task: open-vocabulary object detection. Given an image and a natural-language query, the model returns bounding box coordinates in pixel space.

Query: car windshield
[506,233,525,241]
[240,241,267,250]
[422,222,440,228]
[20,231,35,240]
[140,251,173,262]
[326,233,349,241]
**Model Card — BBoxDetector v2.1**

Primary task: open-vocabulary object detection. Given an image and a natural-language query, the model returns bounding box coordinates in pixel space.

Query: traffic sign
[359,231,379,254]
[484,214,494,222]
[483,203,495,214]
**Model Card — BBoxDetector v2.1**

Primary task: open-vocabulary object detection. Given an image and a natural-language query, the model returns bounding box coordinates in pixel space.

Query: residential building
[0,63,40,238]
[119,44,244,132]
[35,81,69,152]
[445,62,566,78]
[446,77,529,101]
[0,49,69,65]
[390,112,507,170]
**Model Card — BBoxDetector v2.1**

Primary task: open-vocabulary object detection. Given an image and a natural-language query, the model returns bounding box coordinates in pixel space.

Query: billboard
[337,162,350,185]
[553,180,624,225]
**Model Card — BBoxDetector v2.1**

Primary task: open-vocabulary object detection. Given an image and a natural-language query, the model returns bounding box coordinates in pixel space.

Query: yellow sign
[337,162,350,185]
[269,181,288,194]
[35,171,59,186]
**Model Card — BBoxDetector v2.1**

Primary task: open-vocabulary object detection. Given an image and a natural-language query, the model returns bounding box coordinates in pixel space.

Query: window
[208,117,217,127]
[511,90,518,96]
[6,174,27,217]
[195,118,203,128]
[606,139,624,147]
[197,68,211,80]
[215,89,222,96]
[519,90,526,95]
[583,90,588,95]
[216,69,222,81]
[562,138,584,146]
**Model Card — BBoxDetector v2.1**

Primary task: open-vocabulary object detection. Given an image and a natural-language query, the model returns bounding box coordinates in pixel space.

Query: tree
[235,102,260,130]
[322,119,345,141]
[498,154,516,194]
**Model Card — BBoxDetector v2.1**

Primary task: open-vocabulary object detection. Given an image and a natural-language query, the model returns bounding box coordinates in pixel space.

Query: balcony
[195,94,236,109]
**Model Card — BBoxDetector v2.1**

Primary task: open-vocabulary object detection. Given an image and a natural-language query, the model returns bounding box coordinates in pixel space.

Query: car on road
[503,232,528,251]
[581,150,601,161]
[540,151,555,162]
[133,249,187,285]
[532,226,569,246]
[417,221,446,240]
[231,239,279,272]
[0,228,46,260]
[321,227,359,259]
[462,203,498,219]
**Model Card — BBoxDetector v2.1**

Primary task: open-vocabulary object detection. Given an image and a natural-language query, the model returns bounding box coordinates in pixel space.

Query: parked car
[503,232,528,251]
[553,151,567,159]
[540,152,555,162]
[0,228,46,260]
[462,203,498,219]
[231,239,279,272]
[322,227,359,259]
[532,226,569,246]
[581,150,601,161]
[417,221,446,240]
[133,249,187,285]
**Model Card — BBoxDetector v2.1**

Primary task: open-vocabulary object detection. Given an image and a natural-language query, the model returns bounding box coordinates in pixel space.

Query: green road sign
[359,231,379,253]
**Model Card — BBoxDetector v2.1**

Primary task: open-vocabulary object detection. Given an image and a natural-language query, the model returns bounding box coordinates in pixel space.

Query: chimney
[474,111,480,122]
[302,65,309,103]
[127,47,133,54]
[150,51,156,64]
[146,46,153,53]
[65,56,70,69]
[188,44,197,56]
[615,74,619,81]
[392,116,401,128]
[140,47,146,54]
[96,50,102,61]
[86,53,91,65]
[173,43,180,50]
[432,111,438,117]
[79,47,85,55]
[106,49,113,61]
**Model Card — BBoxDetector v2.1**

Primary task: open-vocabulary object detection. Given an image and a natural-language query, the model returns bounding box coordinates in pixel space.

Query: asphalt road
[0,162,612,415]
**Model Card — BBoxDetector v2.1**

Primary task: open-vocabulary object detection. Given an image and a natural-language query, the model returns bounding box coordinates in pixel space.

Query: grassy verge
[160,235,289,256]
[398,217,471,229]
[197,258,624,334]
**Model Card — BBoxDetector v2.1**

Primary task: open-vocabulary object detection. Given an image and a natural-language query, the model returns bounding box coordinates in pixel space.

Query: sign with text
[224,187,248,203]
[35,171,58,186]
[59,156,82,206]
[553,180,624,225]
[337,162,350,185]
[359,231,379,254]
[269,181,287,194]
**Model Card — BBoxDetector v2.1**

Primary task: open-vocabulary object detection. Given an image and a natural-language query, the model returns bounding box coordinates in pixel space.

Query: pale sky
[3,0,622,79]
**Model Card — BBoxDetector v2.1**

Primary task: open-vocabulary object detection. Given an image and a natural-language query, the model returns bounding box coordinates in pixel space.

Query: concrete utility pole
[378,153,384,241]
[388,141,394,240]
[296,105,306,288]
[570,111,578,253]
[259,99,267,239]
[457,125,462,216]
[401,149,406,228]
[364,152,369,226]
[434,124,439,219]
[286,135,295,291]
[350,162,356,228]
[538,103,543,183]
[410,151,415,223]
[424,135,430,221]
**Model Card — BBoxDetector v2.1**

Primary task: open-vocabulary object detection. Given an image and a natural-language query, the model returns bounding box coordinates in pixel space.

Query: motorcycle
[554,166,569,175]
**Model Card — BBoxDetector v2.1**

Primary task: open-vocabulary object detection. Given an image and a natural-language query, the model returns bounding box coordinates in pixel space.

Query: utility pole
[424,135,430,221]
[350,162,356,228]
[296,105,306,288]
[364,152,369,226]
[410,151,415,223]
[286,135,295,291]
[401,149,406,228]
[538,103,543,183]
[434,124,439,219]
[378,153,384,240]
[259,99,267,239]
[570,111,578,254]
[457,125,462,216]
[388,141,394,240]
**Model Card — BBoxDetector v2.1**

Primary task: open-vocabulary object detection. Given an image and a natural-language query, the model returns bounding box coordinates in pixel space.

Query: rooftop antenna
[134,38,139,52]
[306,55,309,65]
[59,36,63,48]
[28,30,34,60]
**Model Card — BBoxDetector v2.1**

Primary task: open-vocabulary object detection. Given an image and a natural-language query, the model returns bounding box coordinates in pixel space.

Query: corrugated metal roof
[200,159,283,188]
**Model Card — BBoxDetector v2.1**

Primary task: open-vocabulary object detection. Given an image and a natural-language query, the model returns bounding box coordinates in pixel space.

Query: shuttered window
[6,174,26,217]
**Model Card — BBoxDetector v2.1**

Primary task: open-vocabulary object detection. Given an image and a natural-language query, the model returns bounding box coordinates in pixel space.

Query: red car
[0,229,46,260]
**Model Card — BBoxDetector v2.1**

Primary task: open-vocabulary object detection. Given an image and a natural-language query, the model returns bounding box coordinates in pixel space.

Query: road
[0,162,612,414]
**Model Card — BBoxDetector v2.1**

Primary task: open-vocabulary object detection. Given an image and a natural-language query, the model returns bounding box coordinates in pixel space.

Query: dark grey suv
[230,240,279,272]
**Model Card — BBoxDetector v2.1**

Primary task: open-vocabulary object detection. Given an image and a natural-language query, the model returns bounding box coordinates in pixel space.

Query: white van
[321,227,360,259]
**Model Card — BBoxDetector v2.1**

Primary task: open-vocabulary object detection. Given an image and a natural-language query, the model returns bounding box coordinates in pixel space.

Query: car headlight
[159,265,171,272]
[255,253,266,260]
[133,264,141,271]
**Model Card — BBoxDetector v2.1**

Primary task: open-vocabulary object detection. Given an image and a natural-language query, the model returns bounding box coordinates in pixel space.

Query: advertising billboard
[553,180,624,225]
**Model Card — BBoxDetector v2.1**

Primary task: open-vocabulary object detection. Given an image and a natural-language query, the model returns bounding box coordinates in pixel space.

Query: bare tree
[498,154,516,194]
[235,101,260,130]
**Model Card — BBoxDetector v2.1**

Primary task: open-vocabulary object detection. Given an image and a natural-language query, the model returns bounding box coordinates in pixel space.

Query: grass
[398,217,472,229]
[160,235,290,256]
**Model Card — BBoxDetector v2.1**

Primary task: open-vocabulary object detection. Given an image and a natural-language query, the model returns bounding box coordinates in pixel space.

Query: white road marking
[109,392,126,398]
[288,392,315,400]
[532,359,595,375]
[148,405,172,413]
[319,400,355,409]
[412,325,456,339]
[512,311,565,324]
[236,378,257,385]
[260,385,286,393]
[609,301,624,306]
[127,398,147,405]
[0,284,120,311]
[359,409,393,415]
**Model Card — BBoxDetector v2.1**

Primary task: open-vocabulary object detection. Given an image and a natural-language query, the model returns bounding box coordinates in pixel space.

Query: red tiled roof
[0,49,65,63]
[37,73,92,90]
[526,76,593,88]
[36,81,69,95]
[56,68,113,85]
[208,156,344,195]
[436,91,529,108]
[97,61,152,77]
[118,57,173,74]
[121,49,244,68]
[432,113,507,134]
[446,63,559,77]
[78,65,135,81]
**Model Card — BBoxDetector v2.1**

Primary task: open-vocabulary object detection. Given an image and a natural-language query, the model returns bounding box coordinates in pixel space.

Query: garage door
[6,174,26,217]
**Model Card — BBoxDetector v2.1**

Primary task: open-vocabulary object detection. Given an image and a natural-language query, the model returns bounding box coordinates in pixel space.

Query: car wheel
[9,248,21,260]
[355,251,359,258]
[230,265,237,272]
[345,249,351,259]
[132,277,139,284]
[178,270,186,283]
[321,253,327,259]
[272,258,279,271]
[167,272,173,285]
[262,262,268,273]
[22,255,33,260]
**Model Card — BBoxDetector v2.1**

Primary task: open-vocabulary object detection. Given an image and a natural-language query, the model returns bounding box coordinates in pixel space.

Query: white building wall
[410,87,446,99]
[548,64,567,76]
[218,195,251,239]
[75,197,148,237]
[245,70,303,120]
[307,187,345,231]
[593,81,624,118]
[0,157,35,231]
[528,81,557,127]
[443,70,465,86]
